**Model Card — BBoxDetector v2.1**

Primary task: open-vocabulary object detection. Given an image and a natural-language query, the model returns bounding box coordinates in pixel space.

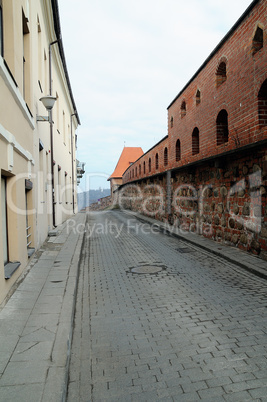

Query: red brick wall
[167,0,267,168]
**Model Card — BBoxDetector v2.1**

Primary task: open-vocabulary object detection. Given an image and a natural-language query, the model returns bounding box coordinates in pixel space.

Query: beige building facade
[0,0,81,303]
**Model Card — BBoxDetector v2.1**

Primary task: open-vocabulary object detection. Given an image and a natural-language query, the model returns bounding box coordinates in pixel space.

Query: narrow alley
[67,210,267,401]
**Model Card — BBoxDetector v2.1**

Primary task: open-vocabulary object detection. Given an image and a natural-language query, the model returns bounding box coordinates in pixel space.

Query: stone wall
[118,145,267,259]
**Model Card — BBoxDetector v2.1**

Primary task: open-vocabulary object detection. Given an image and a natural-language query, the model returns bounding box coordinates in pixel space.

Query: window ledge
[4,262,21,279]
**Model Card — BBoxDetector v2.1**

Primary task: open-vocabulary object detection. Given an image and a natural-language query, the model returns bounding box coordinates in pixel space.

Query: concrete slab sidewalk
[123,209,267,280]
[0,212,86,402]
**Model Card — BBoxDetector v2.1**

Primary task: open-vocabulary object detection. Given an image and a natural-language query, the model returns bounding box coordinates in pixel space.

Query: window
[196,89,201,105]
[0,0,3,57]
[170,116,173,128]
[216,109,229,145]
[192,128,199,155]
[155,153,159,170]
[216,61,227,87]
[176,139,181,161]
[139,164,141,175]
[181,101,186,118]
[149,158,151,172]
[135,167,137,177]
[258,79,267,127]
[143,161,146,174]
[252,26,263,55]
[164,147,168,166]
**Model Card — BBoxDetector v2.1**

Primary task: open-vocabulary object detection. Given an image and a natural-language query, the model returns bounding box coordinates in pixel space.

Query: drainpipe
[70,112,76,214]
[49,38,60,227]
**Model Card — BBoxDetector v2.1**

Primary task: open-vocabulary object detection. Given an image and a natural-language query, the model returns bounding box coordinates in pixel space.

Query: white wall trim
[0,122,35,170]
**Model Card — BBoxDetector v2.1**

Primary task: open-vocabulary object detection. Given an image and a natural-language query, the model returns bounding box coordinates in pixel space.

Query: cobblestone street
[67,210,267,401]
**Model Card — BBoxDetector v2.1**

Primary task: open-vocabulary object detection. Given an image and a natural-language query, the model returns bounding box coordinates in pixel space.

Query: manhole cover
[131,266,162,274]
[176,247,192,253]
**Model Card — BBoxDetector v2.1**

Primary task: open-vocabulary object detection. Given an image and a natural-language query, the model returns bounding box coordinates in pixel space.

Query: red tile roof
[108,147,144,179]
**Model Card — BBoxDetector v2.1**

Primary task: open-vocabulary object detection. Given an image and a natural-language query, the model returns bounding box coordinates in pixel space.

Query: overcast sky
[58,0,253,191]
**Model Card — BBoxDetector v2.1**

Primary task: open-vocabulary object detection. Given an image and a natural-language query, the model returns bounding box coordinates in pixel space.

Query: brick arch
[175,139,181,161]
[181,100,186,118]
[258,79,267,127]
[196,89,201,105]
[216,109,229,145]
[155,153,159,170]
[252,23,264,55]
[192,128,200,155]
[216,56,228,87]
[164,147,168,166]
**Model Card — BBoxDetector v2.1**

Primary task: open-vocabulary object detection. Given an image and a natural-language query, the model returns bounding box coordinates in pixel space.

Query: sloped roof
[108,147,144,180]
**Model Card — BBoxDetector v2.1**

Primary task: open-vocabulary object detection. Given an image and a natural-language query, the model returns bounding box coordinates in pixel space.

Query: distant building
[0,0,81,303]
[108,147,143,201]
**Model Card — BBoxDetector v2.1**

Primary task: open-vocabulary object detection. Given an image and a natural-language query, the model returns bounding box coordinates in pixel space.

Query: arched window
[216,61,227,87]
[181,101,186,118]
[252,26,263,55]
[135,167,137,177]
[192,128,199,155]
[258,79,267,127]
[176,139,181,161]
[155,153,159,170]
[143,161,146,174]
[196,89,201,105]
[170,116,173,128]
[139,164,141,175]
[164,147,168,166]
[216,109,229,145]
[148,158,151,172]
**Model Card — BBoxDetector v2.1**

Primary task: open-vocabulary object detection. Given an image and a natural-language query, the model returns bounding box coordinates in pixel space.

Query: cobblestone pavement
[67,210,267,401]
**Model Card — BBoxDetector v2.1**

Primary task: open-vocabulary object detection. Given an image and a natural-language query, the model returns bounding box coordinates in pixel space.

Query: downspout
[49,38,60,227]
[70,112,76,214]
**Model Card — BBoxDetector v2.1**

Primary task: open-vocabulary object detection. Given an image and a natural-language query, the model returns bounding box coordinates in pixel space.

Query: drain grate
[176,247,192,253]
[131,265,163,274]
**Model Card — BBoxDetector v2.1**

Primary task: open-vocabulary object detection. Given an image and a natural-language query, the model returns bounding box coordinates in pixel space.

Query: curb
[61,213,87,402]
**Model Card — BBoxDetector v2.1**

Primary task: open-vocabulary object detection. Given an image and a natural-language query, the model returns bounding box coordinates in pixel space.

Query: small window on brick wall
[216,109,229,145]
[176,139,181,161]
[139,164,141,175]
[258,79,267,127]
[143,161,146,174]
[170,116,173,127]
[181,101,186,118]
[196,90,201,105]
[155,153,159,170]
[149,158,151,172]
[135,167,137,177]
[164,147,168,166]
[216,62,227,87]
[192,128,199,155]
[252,26,263,55]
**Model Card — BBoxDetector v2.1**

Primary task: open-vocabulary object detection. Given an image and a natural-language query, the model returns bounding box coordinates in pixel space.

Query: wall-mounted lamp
[37,95,57,122]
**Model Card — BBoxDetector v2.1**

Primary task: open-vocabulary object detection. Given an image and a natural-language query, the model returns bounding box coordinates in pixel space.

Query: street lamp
[36,95,57,122]
[37,94,57,228]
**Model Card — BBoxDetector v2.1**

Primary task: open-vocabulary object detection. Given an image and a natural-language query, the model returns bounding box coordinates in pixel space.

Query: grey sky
[58,0,253,191]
